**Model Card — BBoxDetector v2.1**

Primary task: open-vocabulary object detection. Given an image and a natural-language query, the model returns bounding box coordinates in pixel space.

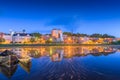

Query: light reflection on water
[0,46,120,80]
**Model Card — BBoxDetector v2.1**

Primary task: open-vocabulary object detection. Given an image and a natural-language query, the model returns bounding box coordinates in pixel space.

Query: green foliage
[31,32,42,38]
[30,38,36,43]
[102,34,115,38]
[75,33,89,37]
[111,40,120,44]
[0,38,5,43]
[63,32,73,36]
[90,33,102,38]
[63,32,89,37]
[63,32,115,38]
[117,40,120,43]
[90,33,115,38]
[45,40,52,44]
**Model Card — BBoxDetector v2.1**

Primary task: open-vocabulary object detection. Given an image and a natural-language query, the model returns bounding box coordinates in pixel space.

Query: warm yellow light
[49,38,52,41]
[68,38,71,41]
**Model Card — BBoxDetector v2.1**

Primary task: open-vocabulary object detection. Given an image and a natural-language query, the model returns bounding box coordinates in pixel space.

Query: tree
[63,32,72,36]
[89,33,115,38]
[22,29,26,33]
[111,40,120,44]
[31,33,42,43]
[31,33,42,37]
[76,33,89,37]
[90,33,103,38]
[30,38,35,43]
[0,38,5,43]
[102,34,115,38]
[45,38,53,44]
[63,32,89,37]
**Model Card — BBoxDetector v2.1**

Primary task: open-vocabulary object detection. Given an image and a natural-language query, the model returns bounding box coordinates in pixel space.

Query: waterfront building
[51,29,63,42]
[63,36,73,44]
[103,38,114,44]
[0,32,4,38]
[78,37,90,44]
[12,32,32,43]
[0,29,118,44]
[0,33,12,44]
[3,34,12,44]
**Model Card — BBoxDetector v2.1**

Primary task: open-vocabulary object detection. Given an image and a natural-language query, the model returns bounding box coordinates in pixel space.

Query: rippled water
[0,46,120,80]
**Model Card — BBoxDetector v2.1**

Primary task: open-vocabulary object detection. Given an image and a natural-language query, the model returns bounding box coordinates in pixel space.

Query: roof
[13,33,32,36]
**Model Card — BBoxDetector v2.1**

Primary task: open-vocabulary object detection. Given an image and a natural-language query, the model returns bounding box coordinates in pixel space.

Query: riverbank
[0,43,120,47]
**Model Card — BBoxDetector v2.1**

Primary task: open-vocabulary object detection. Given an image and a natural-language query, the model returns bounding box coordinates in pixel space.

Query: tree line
[63,32,115,38]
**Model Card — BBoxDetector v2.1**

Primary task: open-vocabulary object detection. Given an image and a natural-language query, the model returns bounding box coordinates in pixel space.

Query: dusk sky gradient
[0,0,120,37]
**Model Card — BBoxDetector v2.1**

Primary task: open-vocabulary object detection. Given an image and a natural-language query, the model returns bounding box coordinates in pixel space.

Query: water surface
[0,46,120,80]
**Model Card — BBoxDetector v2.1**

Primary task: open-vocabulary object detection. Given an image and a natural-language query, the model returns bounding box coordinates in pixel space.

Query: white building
[12,33,32,43]
[2,34,12,43]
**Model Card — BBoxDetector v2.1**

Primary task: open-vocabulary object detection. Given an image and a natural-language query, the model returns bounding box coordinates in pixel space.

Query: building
[103,38,114,44]
[63,36,73,44]
[0,32,4,38]
[0,30,33,44]
[12,32,32,43]
[51,29,63,42]
[3,34,12,44]
[0,33,12,44]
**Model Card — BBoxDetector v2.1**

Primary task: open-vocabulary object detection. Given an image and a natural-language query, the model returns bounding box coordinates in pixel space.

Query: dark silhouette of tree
[63,32,89,37]
[22,29,26,33]
[63,32,73,36]
[102,34,115,38]
[76,33,89,37]
[31,33,42,38]
[63,32,115,38]
[90,33,103,38]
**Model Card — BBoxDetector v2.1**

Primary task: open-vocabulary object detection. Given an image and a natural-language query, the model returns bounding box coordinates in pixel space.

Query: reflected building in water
[50,49,64,62]
[0,46,116,62]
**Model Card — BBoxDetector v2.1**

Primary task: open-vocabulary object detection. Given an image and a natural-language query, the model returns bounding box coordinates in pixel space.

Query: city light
[0,29,119,44]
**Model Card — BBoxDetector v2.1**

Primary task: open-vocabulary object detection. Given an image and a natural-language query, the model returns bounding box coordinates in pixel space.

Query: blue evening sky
[0,0,120,37]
